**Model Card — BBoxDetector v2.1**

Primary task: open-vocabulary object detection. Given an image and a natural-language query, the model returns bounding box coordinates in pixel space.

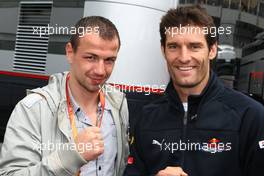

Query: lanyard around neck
[65,73,106,141]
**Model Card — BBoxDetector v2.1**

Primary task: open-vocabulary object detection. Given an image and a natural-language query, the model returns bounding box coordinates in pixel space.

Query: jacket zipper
[181,108,188,168]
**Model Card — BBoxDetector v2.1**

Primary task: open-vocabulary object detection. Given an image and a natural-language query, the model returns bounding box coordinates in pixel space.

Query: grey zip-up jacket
[0,72,129,176]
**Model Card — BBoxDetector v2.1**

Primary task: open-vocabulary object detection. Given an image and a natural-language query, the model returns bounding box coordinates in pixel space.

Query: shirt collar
[68,86,110,114]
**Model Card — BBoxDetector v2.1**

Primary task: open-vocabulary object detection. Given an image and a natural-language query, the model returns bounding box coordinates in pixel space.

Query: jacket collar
[166,71,224,113]
[31,72,125,113]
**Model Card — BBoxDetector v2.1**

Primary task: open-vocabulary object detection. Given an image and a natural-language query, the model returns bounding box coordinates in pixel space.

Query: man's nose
[178,47,191,63]
[94,60,106,76]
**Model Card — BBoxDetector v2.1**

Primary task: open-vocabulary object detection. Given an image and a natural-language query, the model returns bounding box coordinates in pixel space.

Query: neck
[68,74,99,113]
[174,73,210,103]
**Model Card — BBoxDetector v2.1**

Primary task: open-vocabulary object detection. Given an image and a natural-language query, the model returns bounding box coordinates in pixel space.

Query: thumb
[181,171,188,176]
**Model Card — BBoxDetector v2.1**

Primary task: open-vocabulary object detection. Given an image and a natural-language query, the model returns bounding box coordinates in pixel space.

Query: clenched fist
[75,127,104,161]
[156,166,188,176]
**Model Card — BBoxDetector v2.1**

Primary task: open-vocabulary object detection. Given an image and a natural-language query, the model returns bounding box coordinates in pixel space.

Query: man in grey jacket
[0,16,129,176]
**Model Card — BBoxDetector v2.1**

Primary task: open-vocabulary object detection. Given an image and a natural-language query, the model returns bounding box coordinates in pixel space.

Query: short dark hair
[159,5,217,49]
[70,16,120,52]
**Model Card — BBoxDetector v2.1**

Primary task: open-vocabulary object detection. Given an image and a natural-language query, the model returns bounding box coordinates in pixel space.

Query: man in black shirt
[126,5,264,176]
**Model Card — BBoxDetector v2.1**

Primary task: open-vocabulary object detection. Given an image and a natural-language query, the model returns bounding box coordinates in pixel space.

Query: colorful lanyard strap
[65,74,106,176]
[65,73,106,141]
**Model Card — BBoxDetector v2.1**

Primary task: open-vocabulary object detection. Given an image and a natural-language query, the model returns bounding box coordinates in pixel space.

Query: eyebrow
[83,52,117,59]
[106,56,117,60]
[166,41,204,46]
[166,42,179,46]
[83,52,98,57]
[189,42,203,45]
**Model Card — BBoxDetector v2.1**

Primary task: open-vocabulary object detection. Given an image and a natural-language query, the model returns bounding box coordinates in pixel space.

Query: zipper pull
[183,111,188,125]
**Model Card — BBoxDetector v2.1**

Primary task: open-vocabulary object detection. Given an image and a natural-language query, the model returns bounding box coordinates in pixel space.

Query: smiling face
[66,33,119,93]
[162,26,217,94]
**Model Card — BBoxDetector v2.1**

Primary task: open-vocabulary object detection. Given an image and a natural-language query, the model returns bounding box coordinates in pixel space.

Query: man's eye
[84,56,95,60]
[105,58,116,64]
[190,45,201,50]
[167,45,178,50]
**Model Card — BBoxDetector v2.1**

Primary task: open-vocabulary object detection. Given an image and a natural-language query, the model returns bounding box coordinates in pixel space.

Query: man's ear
[208,42,218,60]
[161,45,166,59]
[65,42,74,64]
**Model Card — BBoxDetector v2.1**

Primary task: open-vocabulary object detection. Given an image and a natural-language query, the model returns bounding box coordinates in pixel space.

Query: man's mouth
[177,66,195,71]
[91,78,105,84]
